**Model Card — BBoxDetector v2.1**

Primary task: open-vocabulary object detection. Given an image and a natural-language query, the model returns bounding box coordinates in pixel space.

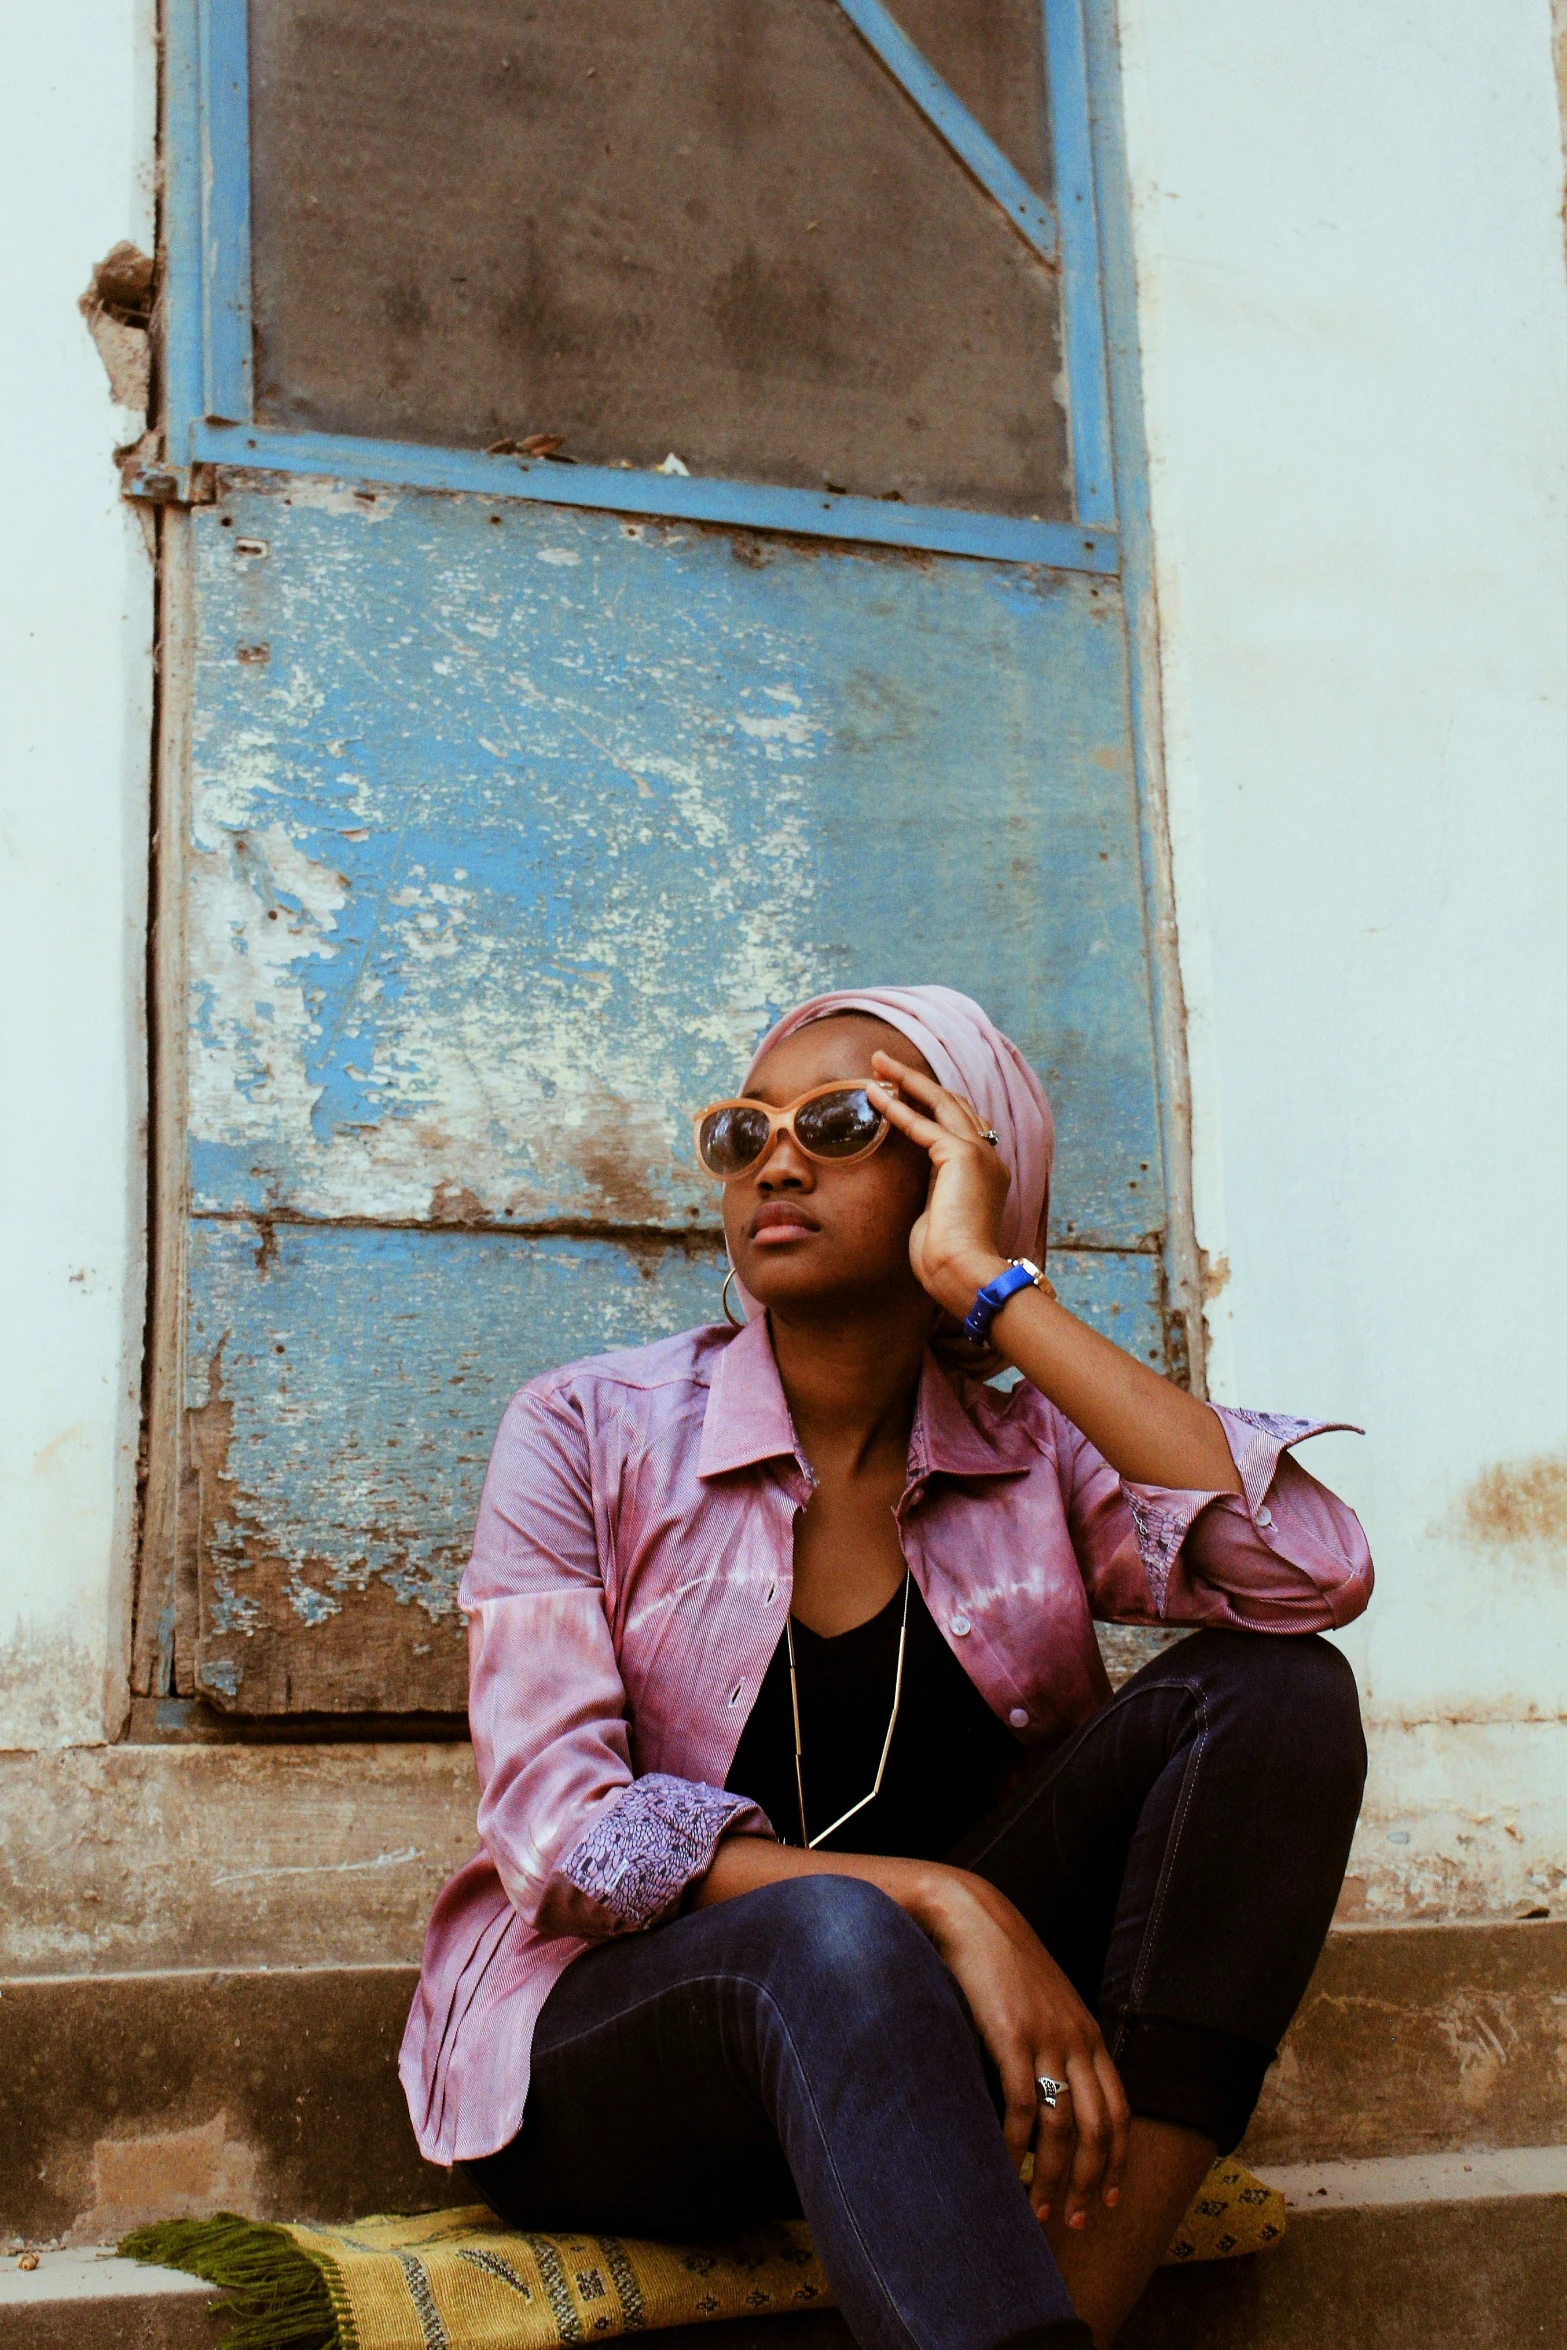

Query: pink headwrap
[740,985,1055,1367]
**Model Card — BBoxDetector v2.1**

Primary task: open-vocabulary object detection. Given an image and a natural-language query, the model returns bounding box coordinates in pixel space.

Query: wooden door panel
[187,479,1161,1245]
[185,1222,724,1713]
[169,474,1170,1712]
[184,1222,1163,1714]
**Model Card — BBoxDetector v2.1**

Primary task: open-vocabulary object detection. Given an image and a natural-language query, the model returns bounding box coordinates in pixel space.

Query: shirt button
[1008,1707,1029,1729]
[950,1615,971,1637]
[1255,1505,1274,1528]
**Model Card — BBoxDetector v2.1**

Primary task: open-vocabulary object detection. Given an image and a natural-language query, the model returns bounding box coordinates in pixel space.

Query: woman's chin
[733,1260,814,1307]
[733,1255,920,1322]
[733,1253,842,1311]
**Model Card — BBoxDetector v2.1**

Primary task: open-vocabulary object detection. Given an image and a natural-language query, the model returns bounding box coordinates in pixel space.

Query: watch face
[1012,1259,1041,1281]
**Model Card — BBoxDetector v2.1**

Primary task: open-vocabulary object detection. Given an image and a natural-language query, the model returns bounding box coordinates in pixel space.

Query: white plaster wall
[4,0,1563,1940]
[0,0,156,1748]
[1117,0,1567,1913]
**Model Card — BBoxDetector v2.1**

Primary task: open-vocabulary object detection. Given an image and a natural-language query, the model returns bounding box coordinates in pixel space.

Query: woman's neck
[766,1293,932,1478]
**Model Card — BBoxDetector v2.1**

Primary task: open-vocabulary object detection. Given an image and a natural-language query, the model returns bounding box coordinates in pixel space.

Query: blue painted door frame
[135,0,1200,1715]
[156,0,1116,563]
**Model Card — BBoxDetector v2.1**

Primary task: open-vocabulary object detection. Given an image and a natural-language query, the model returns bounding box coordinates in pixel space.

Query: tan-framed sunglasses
[693,1078,895,1181]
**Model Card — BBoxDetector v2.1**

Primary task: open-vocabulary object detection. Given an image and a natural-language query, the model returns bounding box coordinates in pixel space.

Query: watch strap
[962,1259,1041,1346]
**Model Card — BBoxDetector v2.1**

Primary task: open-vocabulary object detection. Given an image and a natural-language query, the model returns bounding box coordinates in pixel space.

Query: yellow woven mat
[1161,2157,1286,2263]
[282,2160,1283,2346]
[288,2209,831,2348]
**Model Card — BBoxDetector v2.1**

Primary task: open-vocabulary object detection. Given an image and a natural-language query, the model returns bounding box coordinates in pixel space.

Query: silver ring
[978,1126,1000,1146]
[1035,2074,1070,2110]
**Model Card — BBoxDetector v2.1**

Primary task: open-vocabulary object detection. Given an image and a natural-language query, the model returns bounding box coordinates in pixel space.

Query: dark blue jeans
[469,1631,1366,2350]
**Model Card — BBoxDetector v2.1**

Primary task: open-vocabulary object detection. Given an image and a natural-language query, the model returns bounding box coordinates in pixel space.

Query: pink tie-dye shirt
[400,1314,1372,2166]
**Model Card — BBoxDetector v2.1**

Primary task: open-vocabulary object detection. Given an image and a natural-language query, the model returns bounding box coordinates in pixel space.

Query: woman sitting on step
[401,985,1371,2350]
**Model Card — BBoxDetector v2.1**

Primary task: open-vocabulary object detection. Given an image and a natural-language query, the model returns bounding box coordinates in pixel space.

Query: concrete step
[6,1918,1564,2246]
[1117,2145,1567,2349]
[1239,1914,1567,2169]
[7,2150,1563,2350]
[0,2250,220,2350]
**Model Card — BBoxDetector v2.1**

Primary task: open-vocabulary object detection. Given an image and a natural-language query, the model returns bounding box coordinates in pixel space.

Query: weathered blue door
[135,0,1190,1715]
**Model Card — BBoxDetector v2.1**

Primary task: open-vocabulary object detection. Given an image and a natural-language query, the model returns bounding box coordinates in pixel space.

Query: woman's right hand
[914,1864,1131,2231]
[693,1835,1129,2229]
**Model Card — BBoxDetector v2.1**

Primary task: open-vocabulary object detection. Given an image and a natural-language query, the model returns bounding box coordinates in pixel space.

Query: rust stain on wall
[559,1095,673,1225]
[428,1181,486,1224]
[1459,1452,1567,1547]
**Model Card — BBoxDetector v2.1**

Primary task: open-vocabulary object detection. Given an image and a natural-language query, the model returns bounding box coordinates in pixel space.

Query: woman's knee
[1204,1630,1367,1801]
[741,1874,953,2021]
[1268,1631,1363,1747]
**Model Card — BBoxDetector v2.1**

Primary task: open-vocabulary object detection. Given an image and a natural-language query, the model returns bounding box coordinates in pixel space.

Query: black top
[726,1577,1022,1859]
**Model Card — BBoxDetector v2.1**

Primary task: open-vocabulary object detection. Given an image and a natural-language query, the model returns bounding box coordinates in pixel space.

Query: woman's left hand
[868,1051,1011,1319]
[872,1055,1243,1494]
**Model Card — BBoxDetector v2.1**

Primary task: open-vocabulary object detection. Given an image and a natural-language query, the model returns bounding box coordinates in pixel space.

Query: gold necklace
[786,1570,912,1849]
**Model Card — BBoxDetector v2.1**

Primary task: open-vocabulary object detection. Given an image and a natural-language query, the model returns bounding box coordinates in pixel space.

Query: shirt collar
[697,1313,802,1479]
[697,1314,1018,1484]
[909,1350,1023,1481]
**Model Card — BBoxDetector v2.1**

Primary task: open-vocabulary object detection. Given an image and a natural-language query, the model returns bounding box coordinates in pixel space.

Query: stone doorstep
[6,2151,1564,2350]
[0,2252,213,2306]
[1238,1913,1567,2167]
[0,2252,223,2350]
[1260,2143,1567,2208]
[2,1918,1563,2248]
[1115,2147,1567,2350]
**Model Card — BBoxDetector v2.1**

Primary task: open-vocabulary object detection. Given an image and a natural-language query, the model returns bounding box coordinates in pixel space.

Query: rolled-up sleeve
[462,1389,765,1944]
[1065,1404,1373,1632]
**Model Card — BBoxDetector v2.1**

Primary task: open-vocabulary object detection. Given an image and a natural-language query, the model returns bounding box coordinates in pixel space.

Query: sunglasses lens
[794,1086,885,1160]
[699,1103,773,1177]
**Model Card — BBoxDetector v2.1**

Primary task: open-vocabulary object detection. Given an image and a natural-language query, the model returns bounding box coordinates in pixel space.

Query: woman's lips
[748,1204,820,1245]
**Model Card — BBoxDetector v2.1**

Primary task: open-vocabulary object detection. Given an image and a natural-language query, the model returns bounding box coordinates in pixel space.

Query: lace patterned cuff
[1125,1492,1195,1619]
[555,1773,758,1931]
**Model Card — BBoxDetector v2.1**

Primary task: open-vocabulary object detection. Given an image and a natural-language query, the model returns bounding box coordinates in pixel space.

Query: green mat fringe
[119,2215,345,2350]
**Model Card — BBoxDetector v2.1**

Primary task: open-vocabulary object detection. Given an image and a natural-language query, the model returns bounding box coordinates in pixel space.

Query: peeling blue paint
[186,1220,737,1706]
[198,1656,243,1700]
[186,483,1163,1244]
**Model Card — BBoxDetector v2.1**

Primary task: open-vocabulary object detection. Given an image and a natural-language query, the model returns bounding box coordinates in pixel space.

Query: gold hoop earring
[721,1266,744,1328]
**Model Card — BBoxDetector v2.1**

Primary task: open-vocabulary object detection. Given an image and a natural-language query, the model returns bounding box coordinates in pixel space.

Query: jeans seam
[540,1964,927,2350]
[749,1977,929,2350]
[1121,1679,1211,2037]
[947,1669,1211,2065]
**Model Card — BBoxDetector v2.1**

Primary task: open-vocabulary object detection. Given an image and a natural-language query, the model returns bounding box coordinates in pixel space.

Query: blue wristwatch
[962,1257,1051,1346]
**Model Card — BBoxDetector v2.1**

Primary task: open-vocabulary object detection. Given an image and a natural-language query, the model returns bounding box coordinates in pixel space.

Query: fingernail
[1069,2211,1087,2230]
[1105,2188,1120,2208]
